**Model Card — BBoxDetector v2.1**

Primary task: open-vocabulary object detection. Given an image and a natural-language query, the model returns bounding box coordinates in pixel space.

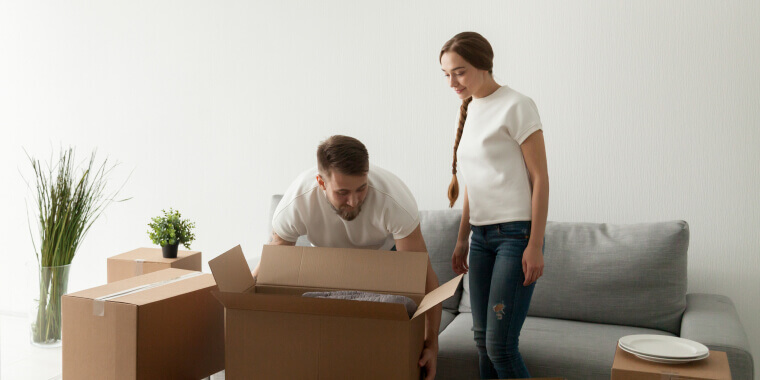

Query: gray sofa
[268,196,754,379]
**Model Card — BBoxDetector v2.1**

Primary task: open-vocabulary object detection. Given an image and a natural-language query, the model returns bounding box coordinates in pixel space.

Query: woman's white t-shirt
[271,165,420,250]
[456,85,542,226]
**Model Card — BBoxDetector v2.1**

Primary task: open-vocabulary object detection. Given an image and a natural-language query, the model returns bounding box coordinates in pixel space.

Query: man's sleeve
[386,193,420,241]
[271,199,306,243]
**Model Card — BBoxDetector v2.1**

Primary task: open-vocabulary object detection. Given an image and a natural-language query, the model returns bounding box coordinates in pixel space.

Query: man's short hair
[317,135,369,177]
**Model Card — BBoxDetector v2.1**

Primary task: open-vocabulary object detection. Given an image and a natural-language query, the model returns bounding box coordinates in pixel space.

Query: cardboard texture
[62,268,224,380]
[107,248,202,283]
[209,244,463,380]
[611,345,731,380]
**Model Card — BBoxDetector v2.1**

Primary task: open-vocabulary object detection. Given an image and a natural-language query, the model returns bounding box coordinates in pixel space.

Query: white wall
[1,0,758,376]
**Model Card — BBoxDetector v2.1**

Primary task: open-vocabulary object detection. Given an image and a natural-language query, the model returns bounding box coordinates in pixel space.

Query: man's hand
[249,232,296,282]
[418,340,438,380]
[398,225,440,380]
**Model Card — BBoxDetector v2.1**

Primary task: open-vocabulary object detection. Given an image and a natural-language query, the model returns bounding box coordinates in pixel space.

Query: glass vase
[30,264,72,347]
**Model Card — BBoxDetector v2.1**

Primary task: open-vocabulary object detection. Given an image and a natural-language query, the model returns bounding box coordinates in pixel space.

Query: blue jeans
[469,221,539,379]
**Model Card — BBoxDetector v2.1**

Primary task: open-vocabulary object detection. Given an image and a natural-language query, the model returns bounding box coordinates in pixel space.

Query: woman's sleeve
[506,97,543,145]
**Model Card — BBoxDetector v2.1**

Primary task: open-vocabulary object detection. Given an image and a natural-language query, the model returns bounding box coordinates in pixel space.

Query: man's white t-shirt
[271,165,420,250]
[457,85,543,226]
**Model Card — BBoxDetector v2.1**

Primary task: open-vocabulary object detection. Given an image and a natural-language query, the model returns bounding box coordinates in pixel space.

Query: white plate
[618,342,709,363]
[619,342,709,363]
[618,335,709,359]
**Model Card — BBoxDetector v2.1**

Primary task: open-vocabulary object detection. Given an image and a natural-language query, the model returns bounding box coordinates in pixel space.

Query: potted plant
[25,147,128,346]
[147,208,196,258]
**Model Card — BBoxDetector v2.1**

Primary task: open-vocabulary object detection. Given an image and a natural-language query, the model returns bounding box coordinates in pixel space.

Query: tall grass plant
[25,147,129,344]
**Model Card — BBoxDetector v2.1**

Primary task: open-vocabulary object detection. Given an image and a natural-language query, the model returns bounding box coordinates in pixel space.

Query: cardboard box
[62,268,224,379]
[611,345,731,380]
[209,245,463,380]
[107,248,202,283]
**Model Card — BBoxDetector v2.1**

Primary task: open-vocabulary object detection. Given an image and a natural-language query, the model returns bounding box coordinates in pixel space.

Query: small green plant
[147,208,196,248]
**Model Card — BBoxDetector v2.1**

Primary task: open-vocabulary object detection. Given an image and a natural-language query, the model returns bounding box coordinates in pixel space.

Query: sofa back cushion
[528,221,689,335]
[267,196,463,313]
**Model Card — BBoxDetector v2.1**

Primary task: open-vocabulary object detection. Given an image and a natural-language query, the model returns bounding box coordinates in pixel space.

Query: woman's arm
[458,186,470,243]
[520,130,549,286]
[452,186,470,275]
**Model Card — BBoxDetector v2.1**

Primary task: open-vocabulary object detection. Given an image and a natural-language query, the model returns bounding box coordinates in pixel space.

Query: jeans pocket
[496,222,530,239]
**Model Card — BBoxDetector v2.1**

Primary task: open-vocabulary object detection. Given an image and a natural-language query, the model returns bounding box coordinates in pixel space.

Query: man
[252,135,441,380]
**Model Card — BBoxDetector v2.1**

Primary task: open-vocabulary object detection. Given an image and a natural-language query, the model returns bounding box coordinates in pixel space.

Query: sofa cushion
[458,272,471,313]
[435,313,478,380]
[528,221,689,335]
[521,316,674,379]
[439,310,456,333]
[436,313,675,380]
[418,209,464,313]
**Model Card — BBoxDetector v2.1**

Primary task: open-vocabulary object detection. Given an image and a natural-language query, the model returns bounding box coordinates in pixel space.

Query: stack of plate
[618,335,710,364]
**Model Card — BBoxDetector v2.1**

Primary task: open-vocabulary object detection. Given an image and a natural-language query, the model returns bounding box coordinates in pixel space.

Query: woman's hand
[522,245,544,286]
[451,241,469,275]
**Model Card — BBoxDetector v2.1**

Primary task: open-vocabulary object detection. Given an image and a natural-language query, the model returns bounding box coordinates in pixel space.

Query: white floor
[0,313,62,380]
[0,313,225,380]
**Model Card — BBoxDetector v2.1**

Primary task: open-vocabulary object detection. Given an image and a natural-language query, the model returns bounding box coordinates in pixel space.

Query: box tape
[92,272,204,317]
[134,259,145,276]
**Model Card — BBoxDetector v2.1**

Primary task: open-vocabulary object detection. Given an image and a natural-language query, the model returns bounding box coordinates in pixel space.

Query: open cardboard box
[62,268,224,379]
[209,244,463,380]
[107,248,202,283]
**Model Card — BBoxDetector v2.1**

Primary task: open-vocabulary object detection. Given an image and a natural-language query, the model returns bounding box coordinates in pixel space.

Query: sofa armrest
[680,293,754,380]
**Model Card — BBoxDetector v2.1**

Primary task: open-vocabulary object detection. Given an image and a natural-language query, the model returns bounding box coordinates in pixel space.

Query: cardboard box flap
[67,268,199,301]
[208,245,255,293]
[212,291,410,321]
[411,274,463,320]
[109,247,200,263]
[258,245,428,295]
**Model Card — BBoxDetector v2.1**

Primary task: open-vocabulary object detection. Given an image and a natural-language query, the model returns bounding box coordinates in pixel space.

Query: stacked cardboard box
[107,248,202,283]
[62,268,224,379]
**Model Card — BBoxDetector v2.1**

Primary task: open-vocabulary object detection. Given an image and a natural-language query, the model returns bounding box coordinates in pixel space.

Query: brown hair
[317,135,369,177]
[440,32,494,207]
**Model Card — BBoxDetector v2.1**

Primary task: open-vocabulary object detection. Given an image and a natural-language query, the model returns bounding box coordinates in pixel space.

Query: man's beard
[331,203,362,221]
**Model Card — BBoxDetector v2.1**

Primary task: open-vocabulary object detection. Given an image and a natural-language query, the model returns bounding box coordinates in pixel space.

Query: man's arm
[251,231,296,282]
[395,224,440,380]
[270,231,296,246]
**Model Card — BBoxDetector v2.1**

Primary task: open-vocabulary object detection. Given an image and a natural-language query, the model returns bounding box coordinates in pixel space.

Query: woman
[441,32,549,379]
